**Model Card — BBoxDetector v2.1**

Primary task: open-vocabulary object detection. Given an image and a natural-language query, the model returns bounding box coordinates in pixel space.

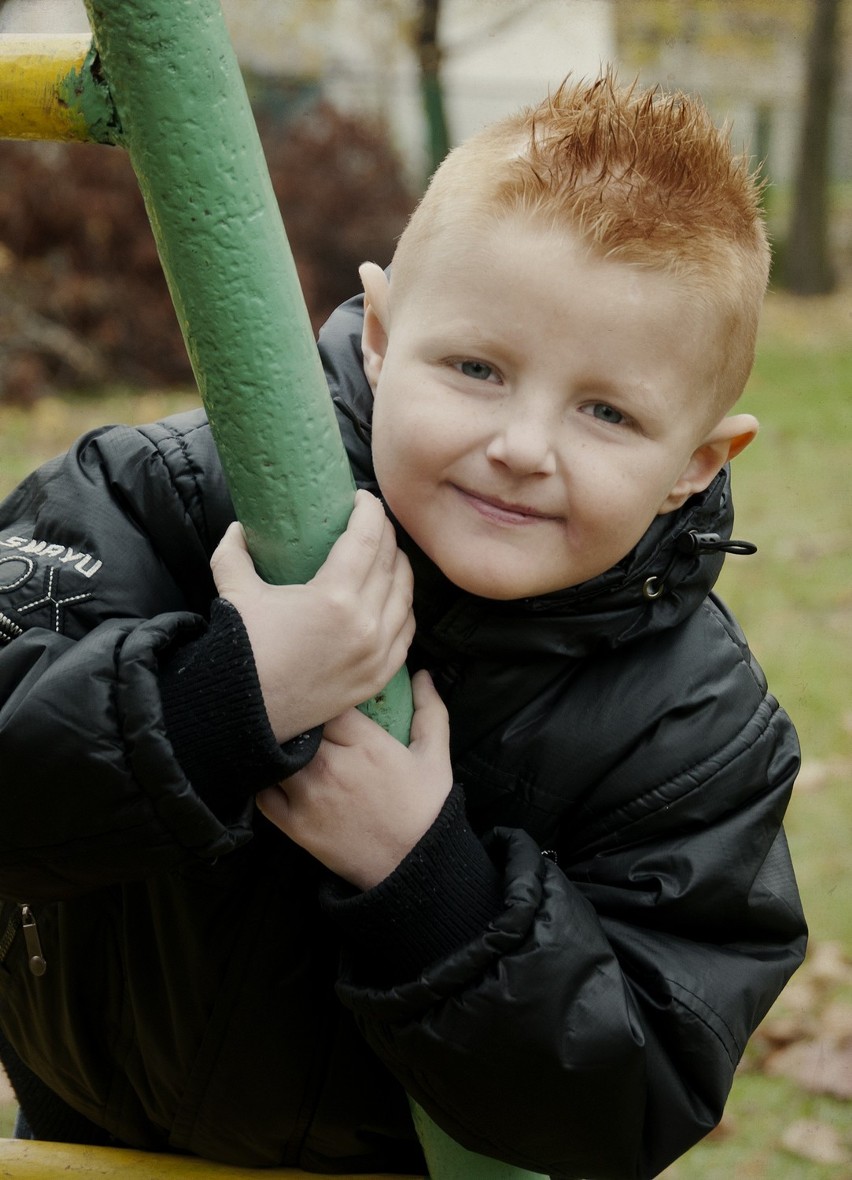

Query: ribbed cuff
[158,598,322,820]
[321,785,503,985]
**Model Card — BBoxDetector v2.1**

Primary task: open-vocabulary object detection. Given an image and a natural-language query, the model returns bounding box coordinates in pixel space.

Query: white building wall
[442,0,614,141]
[0,0,88,31]
[302,0,616,182]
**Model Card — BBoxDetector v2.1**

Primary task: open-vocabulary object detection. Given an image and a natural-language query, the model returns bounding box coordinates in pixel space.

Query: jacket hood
[318,293,751,662]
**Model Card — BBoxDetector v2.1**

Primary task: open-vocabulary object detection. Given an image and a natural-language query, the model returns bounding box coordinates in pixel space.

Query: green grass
[717,295,852,951]
[662,291,852,1177]
[1,292,851,1170]
[662,1077,850,1179]
[0,389,201,494]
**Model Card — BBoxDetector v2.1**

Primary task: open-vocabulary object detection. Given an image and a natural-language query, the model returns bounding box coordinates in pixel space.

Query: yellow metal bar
[0,1139,420,1178]
[0,34,93,141]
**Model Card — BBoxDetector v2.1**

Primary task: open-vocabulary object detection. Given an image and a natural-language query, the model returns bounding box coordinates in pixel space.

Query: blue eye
[589,403,625,425]
[458,360,495,381]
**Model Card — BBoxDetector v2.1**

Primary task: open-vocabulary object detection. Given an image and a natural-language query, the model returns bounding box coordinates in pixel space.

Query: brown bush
[0,101,415,402]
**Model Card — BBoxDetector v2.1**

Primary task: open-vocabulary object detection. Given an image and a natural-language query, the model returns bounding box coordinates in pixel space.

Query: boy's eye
[457,360,496,382]
[583,402,627,425]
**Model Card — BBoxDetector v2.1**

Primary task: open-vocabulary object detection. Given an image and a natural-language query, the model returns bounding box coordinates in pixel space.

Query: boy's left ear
[658,413,759,514]
[359,262,391,392]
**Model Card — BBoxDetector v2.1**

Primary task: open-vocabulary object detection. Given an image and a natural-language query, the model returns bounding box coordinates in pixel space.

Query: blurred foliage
[614,0,809,70]
[0,100,414,403]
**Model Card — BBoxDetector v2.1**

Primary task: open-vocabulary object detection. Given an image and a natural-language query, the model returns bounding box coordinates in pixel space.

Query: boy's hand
[256,671,453,890]
[210,490,415,742]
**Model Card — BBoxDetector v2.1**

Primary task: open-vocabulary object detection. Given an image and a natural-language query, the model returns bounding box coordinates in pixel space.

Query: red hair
[393,72,769,406]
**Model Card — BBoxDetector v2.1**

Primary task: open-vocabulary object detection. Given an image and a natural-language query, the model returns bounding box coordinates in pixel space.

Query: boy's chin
[434,558,568,602]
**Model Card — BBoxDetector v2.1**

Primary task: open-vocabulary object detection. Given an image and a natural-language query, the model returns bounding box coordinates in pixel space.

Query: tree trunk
[414,0,451,180]
[783,0,842,294]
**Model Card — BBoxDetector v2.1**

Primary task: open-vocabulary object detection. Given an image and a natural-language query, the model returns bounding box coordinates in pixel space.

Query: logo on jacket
[0,537,99,643]
[0,535,103,578]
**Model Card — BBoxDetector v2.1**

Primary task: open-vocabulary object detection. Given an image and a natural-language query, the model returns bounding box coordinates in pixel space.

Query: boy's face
[362,217,756,601]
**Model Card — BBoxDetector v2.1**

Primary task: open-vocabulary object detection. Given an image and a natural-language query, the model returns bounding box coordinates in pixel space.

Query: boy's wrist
[158,597,321,820]
[321,784,502,985]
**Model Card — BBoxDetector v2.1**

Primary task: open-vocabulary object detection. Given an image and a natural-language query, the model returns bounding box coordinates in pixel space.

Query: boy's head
[359,74,768,600]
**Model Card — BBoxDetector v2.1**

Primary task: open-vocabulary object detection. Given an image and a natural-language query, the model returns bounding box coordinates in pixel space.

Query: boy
[0,75,805,1178]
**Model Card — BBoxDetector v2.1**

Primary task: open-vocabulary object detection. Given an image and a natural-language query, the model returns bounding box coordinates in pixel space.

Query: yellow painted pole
[0,35,114,142]
[0,1139,420,1178]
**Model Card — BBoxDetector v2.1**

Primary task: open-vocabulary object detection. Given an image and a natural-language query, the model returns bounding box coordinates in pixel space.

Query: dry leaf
[781,1119,850,1166]
[705,1111,737,1142]
[766,1037,852,1100]
[794,760,831,793]
[808,942,852,988]
[822,1002,852,1041]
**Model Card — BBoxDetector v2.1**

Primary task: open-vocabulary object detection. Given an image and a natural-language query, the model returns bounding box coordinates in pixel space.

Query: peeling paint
[57,43,123,144]
[0,35,91,140]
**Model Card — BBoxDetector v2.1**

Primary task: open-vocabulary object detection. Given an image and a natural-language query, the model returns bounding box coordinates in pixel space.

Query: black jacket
[0,297,806,1178]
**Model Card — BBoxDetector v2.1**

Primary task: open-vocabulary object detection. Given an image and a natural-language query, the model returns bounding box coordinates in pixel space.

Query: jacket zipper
[0,904,47,976]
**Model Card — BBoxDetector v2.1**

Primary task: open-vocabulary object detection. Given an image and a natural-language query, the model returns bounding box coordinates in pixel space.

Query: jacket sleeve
[327,619,807,1179]
[0,415,254,899]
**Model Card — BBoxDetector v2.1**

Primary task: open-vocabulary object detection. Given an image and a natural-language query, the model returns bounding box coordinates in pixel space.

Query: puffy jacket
[0,296,806,1179]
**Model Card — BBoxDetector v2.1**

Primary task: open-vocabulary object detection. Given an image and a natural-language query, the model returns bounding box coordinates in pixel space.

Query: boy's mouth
[453,485,560,525]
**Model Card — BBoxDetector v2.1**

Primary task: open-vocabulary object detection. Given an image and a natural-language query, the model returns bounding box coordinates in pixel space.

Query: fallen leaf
[794,760,831,793]
[705,1111,737,1142]
[822,1001,852,1040]
[780,1119,850,1166]
[766,1037,852,1100]
[808,942,852,988]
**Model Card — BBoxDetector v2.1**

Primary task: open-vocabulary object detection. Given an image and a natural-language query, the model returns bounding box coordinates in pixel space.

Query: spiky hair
[392,72,770,407]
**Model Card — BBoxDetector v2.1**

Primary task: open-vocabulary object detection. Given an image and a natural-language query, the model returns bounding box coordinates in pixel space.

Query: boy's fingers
[321,706,376,747]
[409,670,449,750]
[314,491,388,589]
[210,521,256,595]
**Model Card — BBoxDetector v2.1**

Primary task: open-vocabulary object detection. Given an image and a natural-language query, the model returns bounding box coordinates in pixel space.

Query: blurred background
[0,2,851,1177]
[0,0,849,400]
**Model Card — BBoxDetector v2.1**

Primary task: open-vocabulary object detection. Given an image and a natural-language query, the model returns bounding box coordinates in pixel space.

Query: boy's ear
[658,413,759,515]
[359,262,391,392]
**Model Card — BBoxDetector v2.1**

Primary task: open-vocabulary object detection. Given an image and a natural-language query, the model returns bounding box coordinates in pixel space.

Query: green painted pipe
[78,0,413,742]
[79,1,350,587]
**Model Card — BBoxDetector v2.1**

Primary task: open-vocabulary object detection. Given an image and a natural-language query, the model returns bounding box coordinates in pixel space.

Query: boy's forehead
[391,212,647,314]
[386,214,734,420]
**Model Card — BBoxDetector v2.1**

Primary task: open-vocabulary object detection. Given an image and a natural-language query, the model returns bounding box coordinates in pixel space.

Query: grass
[0,389,201,493]
[716,292,852,952]
[661,288,852,1178]
[1,289,851,1171]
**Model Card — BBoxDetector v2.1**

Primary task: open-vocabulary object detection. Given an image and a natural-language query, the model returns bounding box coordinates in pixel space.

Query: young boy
[0,75,805,1178]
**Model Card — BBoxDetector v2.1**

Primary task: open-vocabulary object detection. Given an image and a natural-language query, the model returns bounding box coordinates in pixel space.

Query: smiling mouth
[454,486,560,525]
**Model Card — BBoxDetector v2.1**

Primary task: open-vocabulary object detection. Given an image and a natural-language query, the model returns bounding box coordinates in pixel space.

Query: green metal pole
[78,0,413,741]
[79,0,349,588]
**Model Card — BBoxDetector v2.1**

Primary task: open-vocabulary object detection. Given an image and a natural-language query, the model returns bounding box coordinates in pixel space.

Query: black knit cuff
[159,598,321,820]
[321,785,503,985]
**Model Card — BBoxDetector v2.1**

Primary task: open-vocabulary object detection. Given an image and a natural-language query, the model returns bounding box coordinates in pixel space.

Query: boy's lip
[453,485,561,524]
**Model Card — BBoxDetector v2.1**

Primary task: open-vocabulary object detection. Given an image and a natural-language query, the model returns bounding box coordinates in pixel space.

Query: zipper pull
[21,906,47,977]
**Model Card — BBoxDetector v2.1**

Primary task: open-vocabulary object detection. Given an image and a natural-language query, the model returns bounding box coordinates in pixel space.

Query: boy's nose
[484,414,558,476]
